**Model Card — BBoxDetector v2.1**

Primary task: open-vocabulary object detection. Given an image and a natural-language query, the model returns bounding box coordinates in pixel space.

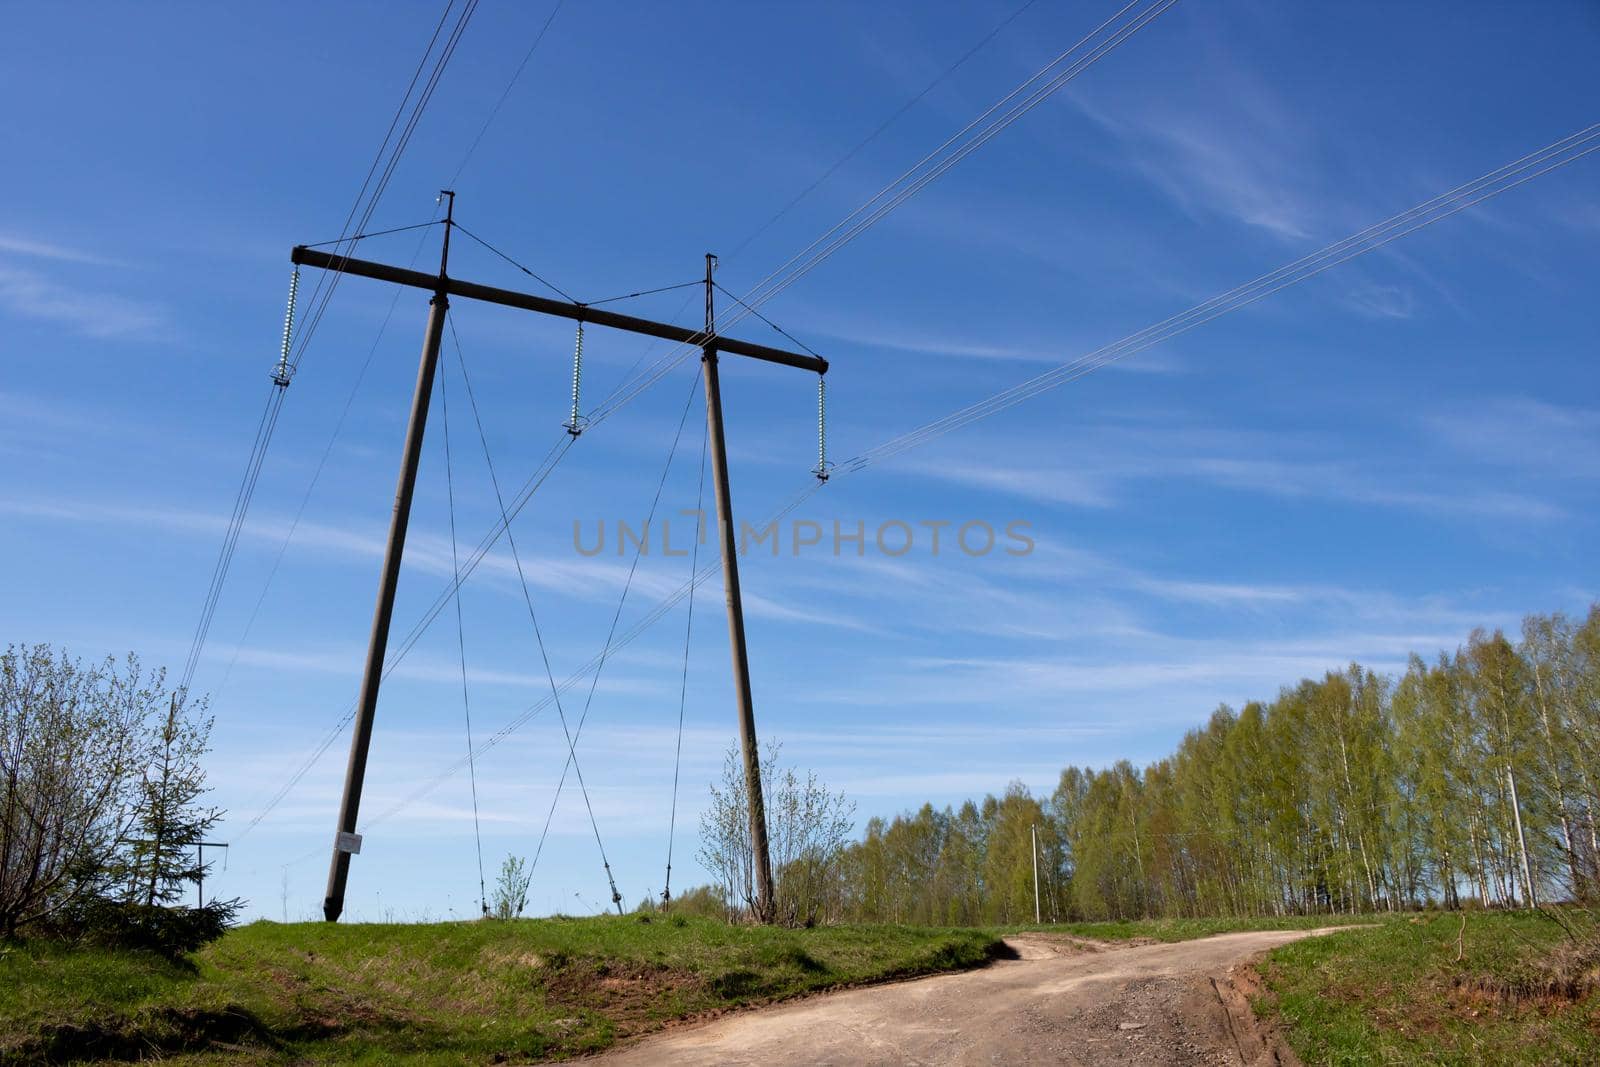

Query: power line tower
[292,194,824,923]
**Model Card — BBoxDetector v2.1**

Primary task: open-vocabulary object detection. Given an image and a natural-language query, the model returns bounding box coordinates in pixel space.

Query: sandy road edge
[1199,956,1305,1067]
[570,933,1035,1057]
[576,927,1361,1065]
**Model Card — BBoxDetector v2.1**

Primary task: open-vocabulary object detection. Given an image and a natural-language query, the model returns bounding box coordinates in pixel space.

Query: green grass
[1260,910,1600,1065]
[19,910,1588,1064]
[1039,913,1382,943]
[0,916,1002,1065]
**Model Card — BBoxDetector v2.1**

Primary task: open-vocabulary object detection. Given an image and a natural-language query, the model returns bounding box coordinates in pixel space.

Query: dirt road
[592,928,1349,1065]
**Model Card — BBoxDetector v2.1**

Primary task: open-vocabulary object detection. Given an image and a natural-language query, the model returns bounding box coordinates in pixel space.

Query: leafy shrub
[46,898,239,957]
[664,884,729,920]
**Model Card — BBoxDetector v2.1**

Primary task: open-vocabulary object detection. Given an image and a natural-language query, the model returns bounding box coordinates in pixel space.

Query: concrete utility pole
[1031,824,1041,924]
[321,192,454,923]
[292,201,825,923]
[701,254,776,923]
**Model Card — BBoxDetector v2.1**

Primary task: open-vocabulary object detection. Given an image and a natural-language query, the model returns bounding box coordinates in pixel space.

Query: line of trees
[817,605,1600,924]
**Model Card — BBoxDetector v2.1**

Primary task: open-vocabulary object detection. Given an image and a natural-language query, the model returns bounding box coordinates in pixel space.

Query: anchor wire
[664,412,709,906]
[528,363,706,897]
[438,353,489,917]
[446,312,621,913]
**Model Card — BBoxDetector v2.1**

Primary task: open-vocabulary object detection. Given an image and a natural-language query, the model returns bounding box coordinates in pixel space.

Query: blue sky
[3,1,1597,922]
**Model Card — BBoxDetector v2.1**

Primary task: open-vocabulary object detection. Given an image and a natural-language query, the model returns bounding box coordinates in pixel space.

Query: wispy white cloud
[0,495,701,605]
[0,264,165,338]
[216,642,674,698]
[1188,456,1567,521]
[0,232,120,266]
[896,456,1116,508]
[1343,284,1415,320]
[889,413,1569,522]
[1424,397,1600,481]
[820,627,1467,712]
[1067,70,1318,242]
[796,294,1189,372]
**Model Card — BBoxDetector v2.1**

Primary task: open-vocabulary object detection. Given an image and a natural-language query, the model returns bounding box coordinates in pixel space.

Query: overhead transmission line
[287,0,481,379]
[214,214,443,702]
[448,0,565,187]
[352,121,1600,832]
[180,0,478,701]
[586,0,1177,425]
[726,0,1042,260]
[233,0,1167,838]
[220,0,567,710]
[579,0,1046,428]
[843,122,1600,470]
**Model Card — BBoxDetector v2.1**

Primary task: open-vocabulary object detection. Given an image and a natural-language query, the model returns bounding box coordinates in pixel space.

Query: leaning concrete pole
[323,192,454,922]
[700,253,776,923]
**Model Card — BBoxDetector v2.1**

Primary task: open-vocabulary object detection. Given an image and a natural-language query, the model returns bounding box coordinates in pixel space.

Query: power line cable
[453,221,579,302]
[455,0,1081,431]
[448,0,566,188]
[284,0,461,375]
[664,411,708,906]
[727,0,1042,260]
[303,220,441,248]
[712,281,822,358]
[358,479,827,835]
[232,0,595,837]
[289,0,482,378]
[586,0,1175,424]
[178,385,287,695]
[439,348,489,916]
[528,362,706,882]
[234,427,576,840]
[584,280,703,307]
[447,312,623,913]
[845,123,1600,468]
[235,0,1165,835]
[182,0,478,702]
[216,211,443,704]
[351,123,1600,832]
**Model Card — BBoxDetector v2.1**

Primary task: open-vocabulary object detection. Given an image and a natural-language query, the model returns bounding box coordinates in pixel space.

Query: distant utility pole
[1031,824,1041,924]
[120,835,228,909]
[291,196,825,923]
[195,841,228,909]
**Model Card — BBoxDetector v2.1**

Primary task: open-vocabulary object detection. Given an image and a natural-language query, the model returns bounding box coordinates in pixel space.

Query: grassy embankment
[0,915,1001,1065]
[1037,912,1376,943]
[1260,909,1600,1065]
[11,910,1593,1064]
[1012,910,1600,1062]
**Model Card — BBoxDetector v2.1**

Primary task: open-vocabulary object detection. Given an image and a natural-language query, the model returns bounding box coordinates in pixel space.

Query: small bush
[46,898,239,958]
[491,855,531,920]
[664,884,728,921]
